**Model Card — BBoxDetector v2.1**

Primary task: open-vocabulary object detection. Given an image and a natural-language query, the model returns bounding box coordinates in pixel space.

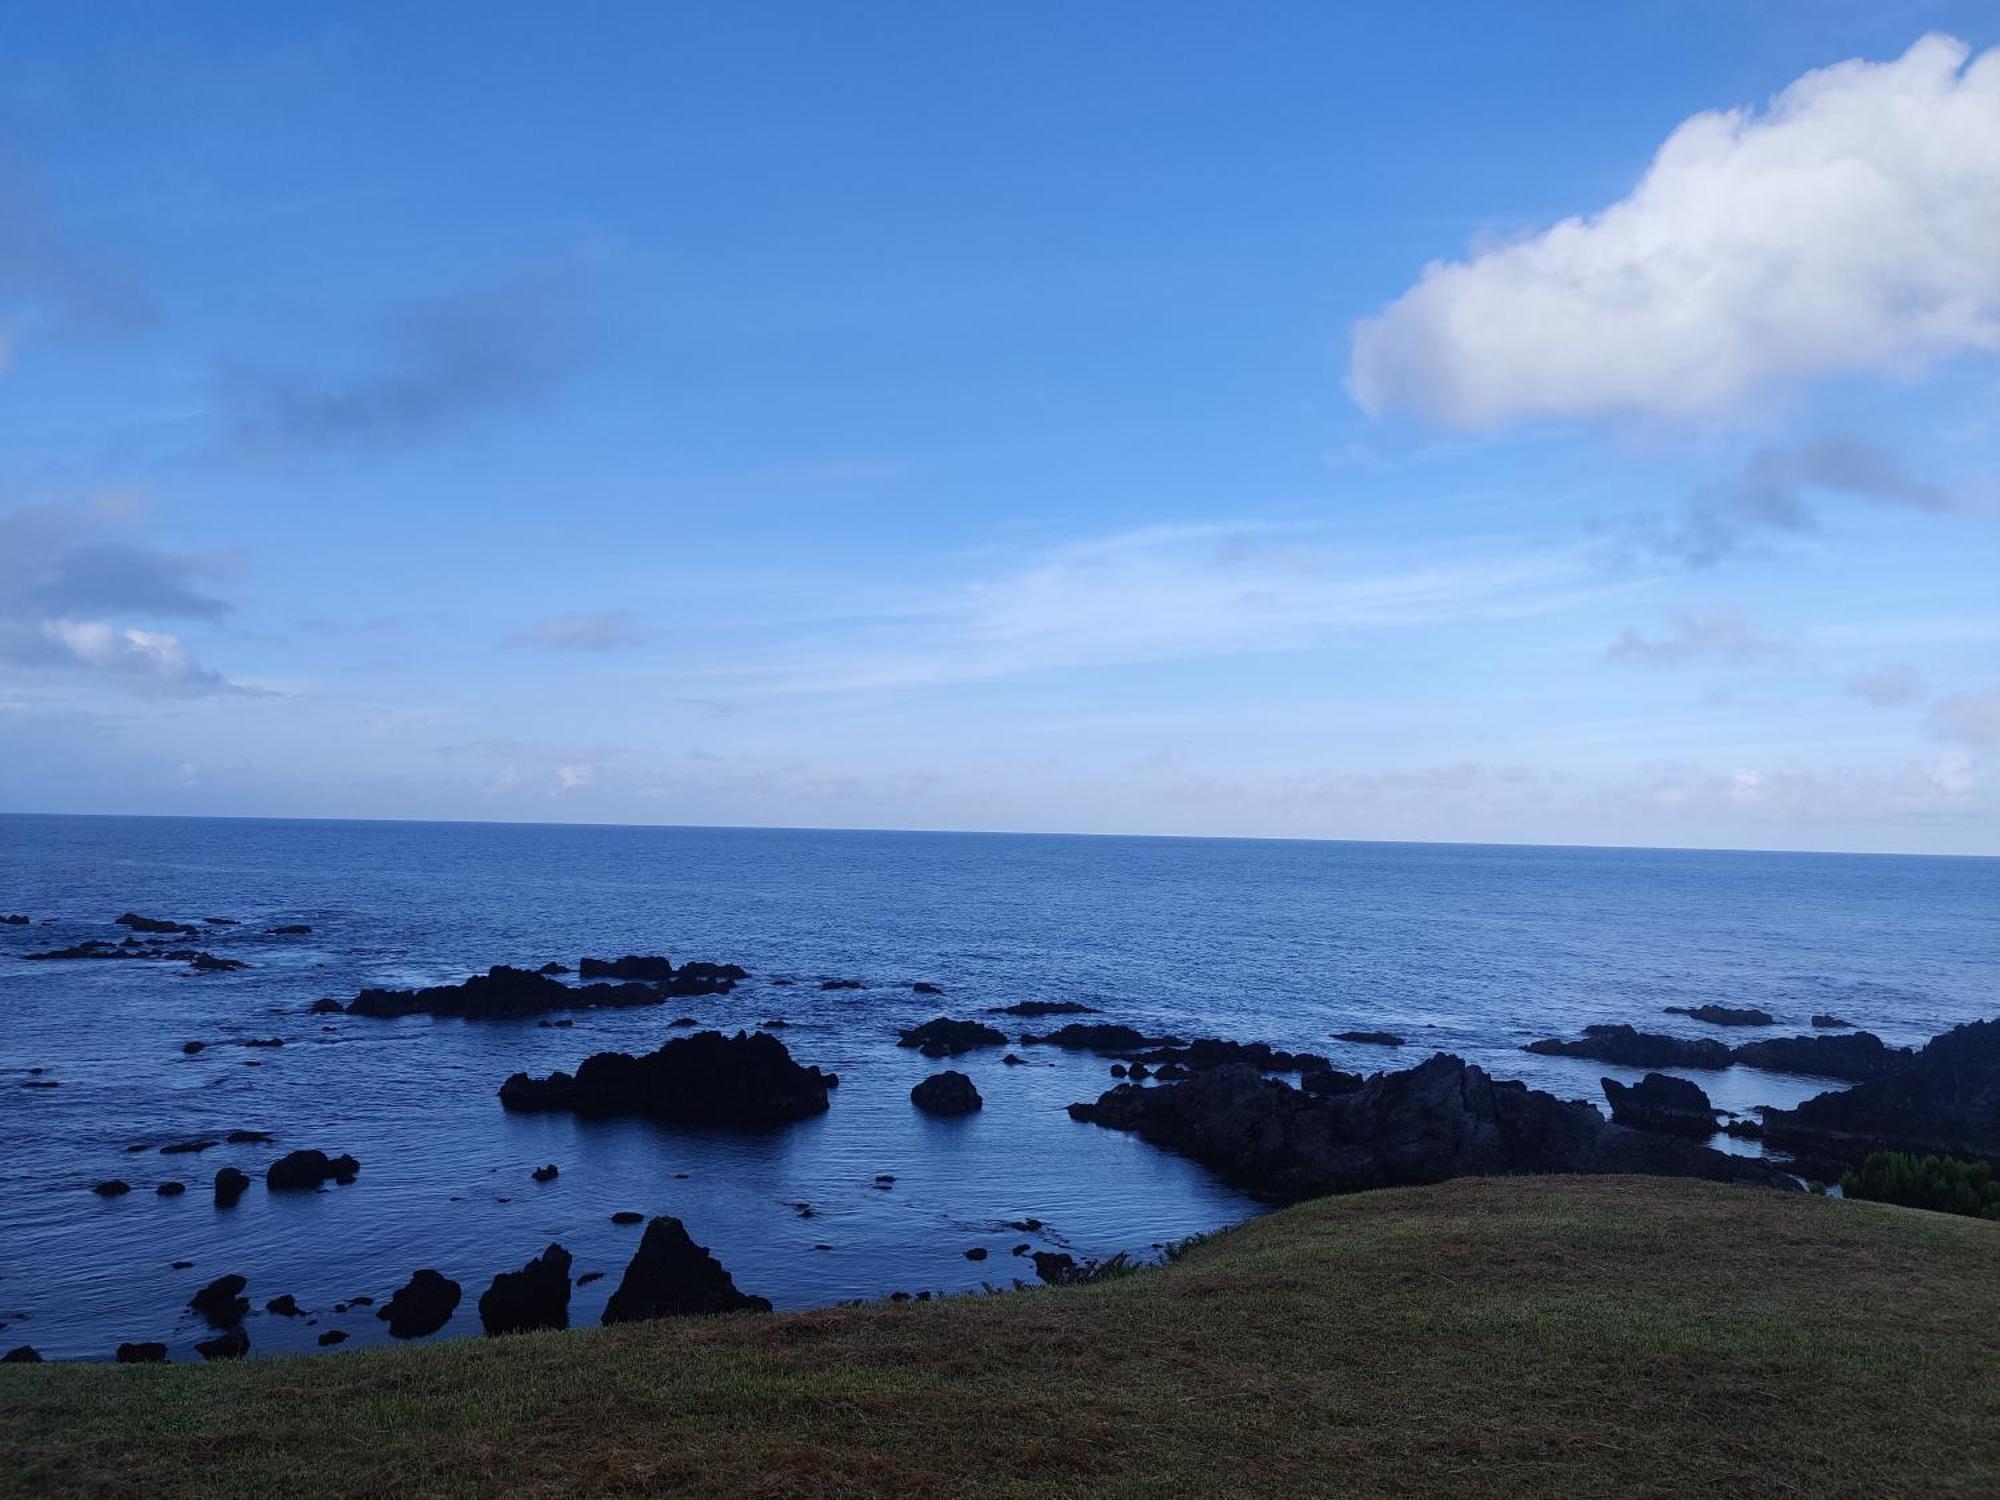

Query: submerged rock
[1664,1004,1776,1027]
[345,965,664,1020]
[92,1180,131,1197]
[1601,1073,1718,1138]
[1069,1053,1797,1203]
[499,1030,834,1127]
[897,1016,1008,1057]
[1525,1025,1732,1070]
[267,1149,360,1191]
[117,912,200,935]
[115,1342,168,1363]
[155,1182,186,1197]
[308,998,344,1014]
[378,1269,461,1338]
[267,924,313,936]
[1335,1031,1407,1047]
[479,1243,573,1335]
[911,1070,982,1116]
[1730,1032,1911,1081]
[1811,1014,1854,1029]
[1760,1018,2000,1165]
[601,1217,770,1324]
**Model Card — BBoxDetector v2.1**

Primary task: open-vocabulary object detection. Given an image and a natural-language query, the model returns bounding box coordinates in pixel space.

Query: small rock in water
[266,1294,301,1317]
[577,1271,604,1286]
[611,1211,645,1225]
[1031,1252,1077,1284]
[92,1180,132,1197]
[1335,1031,1407,1047]
[911,1071,982,1116]
[116,1342,168,1363]
[478,1244,572,1336]
[156,1182,187,1197]
[601,1216,770,1323]
[530,1163,559,1183]
[225,1130,273,1144]
[378,1270,461,1338]
[188,1274,249,1328]
[170,1260,194,1270]
[1002,1053,1025,1066]
[1811,1014,1855,1029]
[267,1148,360,1191]
[3,1345,44,1363]
[964,1247,988,1261]
[213,1166,251,1207]
[317,1329,348,1346]
[180,1041,206,1055]
[161,1139,217,1155]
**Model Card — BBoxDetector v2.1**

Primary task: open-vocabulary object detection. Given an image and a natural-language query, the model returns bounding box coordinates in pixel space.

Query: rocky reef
[499,1029,835,1127]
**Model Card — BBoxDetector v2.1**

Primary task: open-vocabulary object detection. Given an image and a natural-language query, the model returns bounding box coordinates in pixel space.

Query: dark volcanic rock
[531,1163,559,1183]
[267,1149,360,1190]
[189,952,247,973]
[989,1000,1101,1018]
[189,1274,249,1327]
[378,1269,461,1338]
[479,1243,573,1335]
[1731,1032,1911,1081]
[1132,1038,1334,1075]
[181,1041,206,1054]
[346,965,665,1020]
[317,1329,348,1346]
[579,954,669,981]
[1811,1014,1854,1029]
[576,955,746,996]
[821,978,864,991]
[1,913,28,924]
[911,1070,982,1116]
[115,1341,168,1363]
[1002,1053,1025,1066]
[308,997,345,1014]
[965,1247,988,1260]
[912,982,942,995]
[1525,1025,1732,1070]
[196,1327,249,1360]
[268,924,313,935]
[213,1166,251,1206]
[117,912,199,935]
[1069,1053,1797,1203]
[1760,1018,2000,1165]
[161,1138,217,1155]
[1031,1252,1077,1284]
[1664,1004,1776,1027]
[1,1345,41,1363]
[156,1181,186,1197]
[92,1179,131,1196]
[602,1216,770,1324]
[225,1130,273,1144]
[1601,1073,1717,1138]
[1335,1031,1407,1046]
[266,1294,301,1317]
[897,1016,1008,1057]
[499,1030,834,1127]
[1020,1023,1183,1054]
[611,1210,645,1225]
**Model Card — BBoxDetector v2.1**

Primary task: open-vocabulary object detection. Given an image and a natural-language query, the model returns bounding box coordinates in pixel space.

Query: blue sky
[1,1,1996,853]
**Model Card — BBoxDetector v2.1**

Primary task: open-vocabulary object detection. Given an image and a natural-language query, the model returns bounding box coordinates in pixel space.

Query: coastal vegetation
[1841,1151,2000,1220]
[5,1176,1996,1498]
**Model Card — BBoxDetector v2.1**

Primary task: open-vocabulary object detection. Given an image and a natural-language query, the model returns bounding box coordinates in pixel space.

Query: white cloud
[1351,35,2000,427]
[40,618,258,695]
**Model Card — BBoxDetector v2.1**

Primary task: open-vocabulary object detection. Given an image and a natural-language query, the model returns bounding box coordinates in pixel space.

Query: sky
[0,1,1996,854]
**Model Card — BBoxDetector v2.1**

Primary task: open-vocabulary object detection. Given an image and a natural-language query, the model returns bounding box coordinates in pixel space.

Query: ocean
[2,813,1995,1361]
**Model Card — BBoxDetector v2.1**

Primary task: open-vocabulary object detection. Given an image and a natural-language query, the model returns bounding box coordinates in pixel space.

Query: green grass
[5,1176,1997,1498]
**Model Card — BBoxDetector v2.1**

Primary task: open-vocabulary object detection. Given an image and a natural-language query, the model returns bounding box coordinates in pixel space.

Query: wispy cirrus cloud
[501,609,645,653]
[1606,605,1784,667]
[733,523,1611,693]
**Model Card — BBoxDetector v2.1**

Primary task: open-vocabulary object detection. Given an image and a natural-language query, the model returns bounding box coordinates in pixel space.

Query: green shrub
[1840,1151,2000,1221]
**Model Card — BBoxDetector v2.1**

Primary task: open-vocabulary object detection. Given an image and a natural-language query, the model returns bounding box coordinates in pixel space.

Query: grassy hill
[5,1176,1996,1497]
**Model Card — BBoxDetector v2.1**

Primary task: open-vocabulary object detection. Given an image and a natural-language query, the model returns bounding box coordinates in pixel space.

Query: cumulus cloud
[0,500,254,695]
[1845,664,1927,707]
[1625,434,1954,568]
[1351,35,2000,427]
[502,609,645,653]
[1929,685,2000,746]
[218,265,597,454]
[1606,605,1783,667]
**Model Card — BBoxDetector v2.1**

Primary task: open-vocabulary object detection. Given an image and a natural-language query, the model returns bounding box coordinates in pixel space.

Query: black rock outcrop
[601,1216,769,1324]
[1601,1073,1718,1137]
[989,1000,1100,1018]
[378,1269,461,1338]
[267,1149,360,1191]
[479,1243,573,1335]
[1525,1025,1732,1070]
[1335,1031,1406,1046]
[897,1017,1008,1057]
[195,1328,248,1360]
[577,955,746,995]
[213,1166,251,1206]
[188,1274,249,1328]
[1069,1053,1797,1203]
[1759,1019,2000,1166]
[1019,1023,1184,1053]
[499,1030,834,1127]
[911,1071,982,1116]
[1730,1032,1911,1081]
[346,965,663,1020]
[117,912,200,935]
[1664,1004,1776,1027]
[1811,1014,1854,1029]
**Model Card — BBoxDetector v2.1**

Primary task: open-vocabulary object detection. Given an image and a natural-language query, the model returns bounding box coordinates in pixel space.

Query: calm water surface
[2,815,1995,1360]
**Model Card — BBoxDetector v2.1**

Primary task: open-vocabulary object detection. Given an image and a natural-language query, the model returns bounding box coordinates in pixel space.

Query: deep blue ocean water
[2,814,1995,1362]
